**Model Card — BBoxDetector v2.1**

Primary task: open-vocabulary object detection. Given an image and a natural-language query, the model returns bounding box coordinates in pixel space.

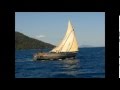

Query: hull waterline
[33,52,77,60]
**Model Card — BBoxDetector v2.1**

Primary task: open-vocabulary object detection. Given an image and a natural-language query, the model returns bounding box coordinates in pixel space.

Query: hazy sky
[15,12,105,47]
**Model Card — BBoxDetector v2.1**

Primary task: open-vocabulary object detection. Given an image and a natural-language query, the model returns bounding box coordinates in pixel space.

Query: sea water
[15,47,105,78]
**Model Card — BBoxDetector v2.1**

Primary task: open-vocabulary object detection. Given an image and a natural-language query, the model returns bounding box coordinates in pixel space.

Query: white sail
[50,20,78,53]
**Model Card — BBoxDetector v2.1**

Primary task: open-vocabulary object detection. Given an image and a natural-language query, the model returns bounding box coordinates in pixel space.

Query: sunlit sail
[50,20,78,53]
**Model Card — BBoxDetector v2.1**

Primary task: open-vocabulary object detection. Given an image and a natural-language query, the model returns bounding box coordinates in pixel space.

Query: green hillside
[15,32,54,50]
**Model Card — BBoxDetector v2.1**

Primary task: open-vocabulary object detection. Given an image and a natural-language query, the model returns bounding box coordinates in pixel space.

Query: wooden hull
[33,52,77,60]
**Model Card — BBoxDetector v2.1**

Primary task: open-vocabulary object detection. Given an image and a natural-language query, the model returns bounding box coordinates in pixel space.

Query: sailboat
[33,20,79,60]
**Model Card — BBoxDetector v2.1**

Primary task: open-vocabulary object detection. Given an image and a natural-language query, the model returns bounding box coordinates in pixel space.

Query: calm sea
[15,47,105,78]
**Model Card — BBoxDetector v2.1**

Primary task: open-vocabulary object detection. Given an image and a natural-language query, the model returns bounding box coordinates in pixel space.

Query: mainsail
[50,20,78,53]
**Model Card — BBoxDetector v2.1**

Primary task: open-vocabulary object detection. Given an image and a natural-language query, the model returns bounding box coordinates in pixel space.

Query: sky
[15,12,105,47]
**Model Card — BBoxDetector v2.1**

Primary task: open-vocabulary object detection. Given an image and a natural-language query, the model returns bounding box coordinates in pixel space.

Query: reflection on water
[55,59,80,77]
[61,59,79,69]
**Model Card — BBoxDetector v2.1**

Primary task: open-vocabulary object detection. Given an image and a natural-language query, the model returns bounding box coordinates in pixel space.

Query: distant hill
[80,45,104,48]
[15,32,54,50]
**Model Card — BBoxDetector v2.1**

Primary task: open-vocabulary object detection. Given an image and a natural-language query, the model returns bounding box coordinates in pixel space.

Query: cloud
[35,35,46,39]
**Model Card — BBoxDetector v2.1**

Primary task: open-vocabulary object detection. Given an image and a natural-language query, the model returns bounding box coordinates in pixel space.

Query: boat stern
[33,52,46,60]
